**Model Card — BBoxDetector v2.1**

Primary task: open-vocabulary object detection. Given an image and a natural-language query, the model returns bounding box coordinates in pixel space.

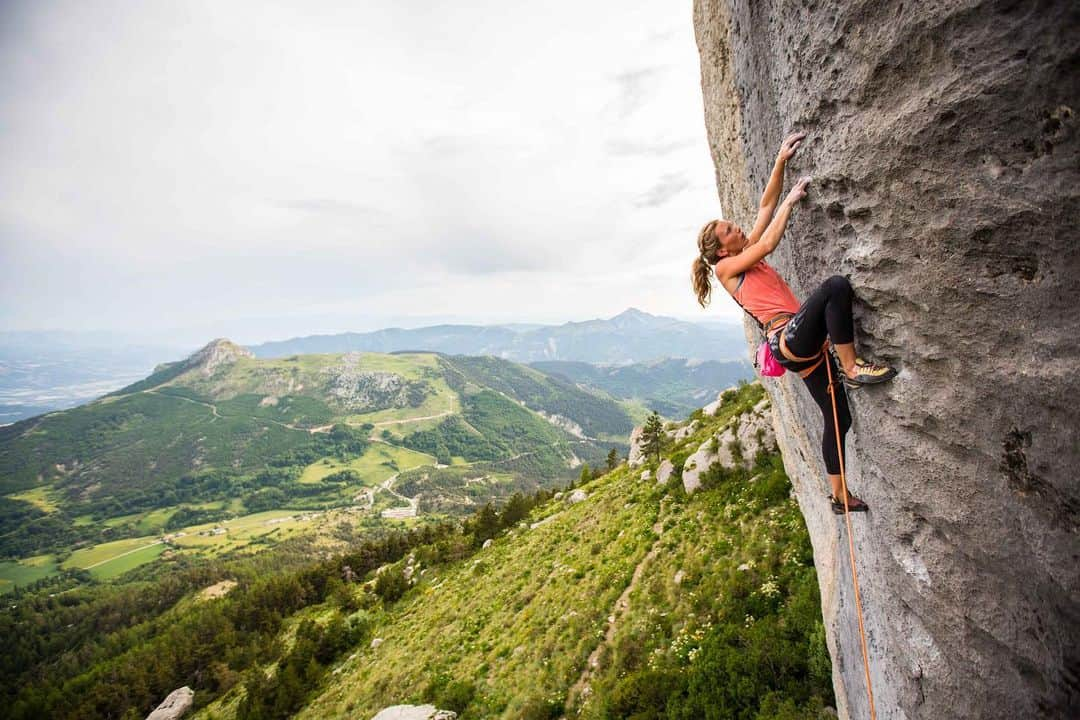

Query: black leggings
[773,275,855,475]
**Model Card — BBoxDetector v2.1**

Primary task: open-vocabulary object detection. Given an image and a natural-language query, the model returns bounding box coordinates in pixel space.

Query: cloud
[273,198,386,217]
[422,225,563,276]
[0,1,727,337]
[634,173,691,208]
[606,137,698,157]
[611,66,664,118]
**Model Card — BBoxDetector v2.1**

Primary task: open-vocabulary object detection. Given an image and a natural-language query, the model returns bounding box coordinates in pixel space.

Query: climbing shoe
[831,494,870,514]
[844,358,897,387]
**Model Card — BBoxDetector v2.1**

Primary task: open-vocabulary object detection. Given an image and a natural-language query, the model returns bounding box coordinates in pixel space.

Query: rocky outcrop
[370,704,456,720]
[184,339,252,377]
[145,686,193,720]
[668,419,700,441]
[682,401,775,494]
[627,426,646,467]
[656,459,675,485]
[694,2,1080,718]
[567,489,588,504]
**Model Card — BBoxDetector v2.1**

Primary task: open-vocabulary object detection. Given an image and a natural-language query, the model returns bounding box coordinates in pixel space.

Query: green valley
[0,340,636,591]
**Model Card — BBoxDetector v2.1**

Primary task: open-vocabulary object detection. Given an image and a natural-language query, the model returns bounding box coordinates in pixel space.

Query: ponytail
[692,255,712,308]
[692,219,721,308]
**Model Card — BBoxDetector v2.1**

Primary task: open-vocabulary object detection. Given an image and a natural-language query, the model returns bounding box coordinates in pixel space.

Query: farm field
[298,443,436,485]
[0,554,58,593]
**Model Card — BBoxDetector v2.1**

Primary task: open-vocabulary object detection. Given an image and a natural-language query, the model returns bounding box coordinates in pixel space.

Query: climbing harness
[825,354,878,720]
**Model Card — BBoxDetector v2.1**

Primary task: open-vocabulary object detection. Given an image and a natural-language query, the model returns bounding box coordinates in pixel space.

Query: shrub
[373,566,409,604]
[518,694,564,720]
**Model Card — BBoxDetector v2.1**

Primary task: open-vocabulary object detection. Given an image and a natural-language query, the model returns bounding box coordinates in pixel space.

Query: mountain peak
[184,338,253,376]
[612,307,652,321]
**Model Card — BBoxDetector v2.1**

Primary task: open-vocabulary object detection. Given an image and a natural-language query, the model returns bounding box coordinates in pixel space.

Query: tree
[470,503,500,547]
[642,412,664,463]
[606,447,619,471]
[579,464,592,484]
[500,492,530,527]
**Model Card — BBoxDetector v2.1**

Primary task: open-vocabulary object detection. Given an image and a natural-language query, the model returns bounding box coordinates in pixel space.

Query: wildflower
[759,579,780,598]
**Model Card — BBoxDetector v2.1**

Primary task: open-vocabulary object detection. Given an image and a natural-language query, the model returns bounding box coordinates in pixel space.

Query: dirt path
[367,410,455,428]
[564,515,667,715]
[147,390,336,434]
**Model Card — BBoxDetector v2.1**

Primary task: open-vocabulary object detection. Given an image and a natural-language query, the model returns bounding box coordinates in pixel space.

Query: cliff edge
[693,2,1079,718]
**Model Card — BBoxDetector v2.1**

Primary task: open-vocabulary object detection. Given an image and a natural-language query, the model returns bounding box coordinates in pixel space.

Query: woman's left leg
[783,274,855,359]
[800,354,862,504]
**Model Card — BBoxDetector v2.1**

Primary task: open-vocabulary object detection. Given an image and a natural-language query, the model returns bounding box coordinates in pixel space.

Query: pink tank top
[730,260,801,328]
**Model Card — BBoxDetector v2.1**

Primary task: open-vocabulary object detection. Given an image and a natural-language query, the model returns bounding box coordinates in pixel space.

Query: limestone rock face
[145,686,193,720]
[694,2,1080,718]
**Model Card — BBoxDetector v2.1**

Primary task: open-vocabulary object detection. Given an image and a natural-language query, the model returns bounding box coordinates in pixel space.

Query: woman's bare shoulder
[716,264,742,295]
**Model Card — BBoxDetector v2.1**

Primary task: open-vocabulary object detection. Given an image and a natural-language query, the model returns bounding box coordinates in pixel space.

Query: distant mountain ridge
[530,357,753,418]
[249,308,746,363]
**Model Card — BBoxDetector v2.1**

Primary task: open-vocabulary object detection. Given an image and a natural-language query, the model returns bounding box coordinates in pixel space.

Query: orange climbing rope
[825,351,878,720]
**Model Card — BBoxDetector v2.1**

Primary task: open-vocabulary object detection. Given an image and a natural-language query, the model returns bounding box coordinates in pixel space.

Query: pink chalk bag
[756,337,786,377]
[752,313,795,378]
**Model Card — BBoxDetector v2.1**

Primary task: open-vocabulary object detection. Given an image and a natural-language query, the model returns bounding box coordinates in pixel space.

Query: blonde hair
[691,219,723,308]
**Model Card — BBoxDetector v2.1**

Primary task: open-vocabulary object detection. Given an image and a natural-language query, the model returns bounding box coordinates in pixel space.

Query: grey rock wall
[693,2,1080,718]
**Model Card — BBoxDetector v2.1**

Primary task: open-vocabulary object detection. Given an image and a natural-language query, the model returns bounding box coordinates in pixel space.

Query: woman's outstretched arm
[746,131,806,245]
[717,176,811,281]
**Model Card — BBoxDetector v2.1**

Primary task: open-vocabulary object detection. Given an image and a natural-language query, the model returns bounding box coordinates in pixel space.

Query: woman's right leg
[784,275,895,384]
[782,274,855,360]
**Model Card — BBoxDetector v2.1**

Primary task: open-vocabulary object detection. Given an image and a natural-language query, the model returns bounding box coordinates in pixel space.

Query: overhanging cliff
[693,2,1079,718]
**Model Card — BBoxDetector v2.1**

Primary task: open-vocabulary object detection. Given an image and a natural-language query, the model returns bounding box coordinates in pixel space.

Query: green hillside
[0,342,635,584]
[1,381,833,720]
[530,358,754,419]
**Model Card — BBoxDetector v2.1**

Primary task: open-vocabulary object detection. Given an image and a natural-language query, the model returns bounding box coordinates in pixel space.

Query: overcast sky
[0,0,744,346]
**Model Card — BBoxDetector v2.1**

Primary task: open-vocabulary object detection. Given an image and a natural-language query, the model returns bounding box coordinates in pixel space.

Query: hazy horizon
[1,1,748,345]
[0,305,745,351]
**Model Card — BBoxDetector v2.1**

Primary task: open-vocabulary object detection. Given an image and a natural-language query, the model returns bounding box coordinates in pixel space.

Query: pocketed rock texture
[694,2,1079,719]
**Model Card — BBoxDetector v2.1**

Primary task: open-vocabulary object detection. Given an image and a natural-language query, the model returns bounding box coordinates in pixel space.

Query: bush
[422,674,477,714]
[518,695,564,720]
[373,566,409,604]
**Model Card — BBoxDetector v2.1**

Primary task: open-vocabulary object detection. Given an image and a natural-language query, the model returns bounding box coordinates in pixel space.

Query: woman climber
[690,130,896,514]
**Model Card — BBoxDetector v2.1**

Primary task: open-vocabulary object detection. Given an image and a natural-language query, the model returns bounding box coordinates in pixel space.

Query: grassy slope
[192,382,832,720]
